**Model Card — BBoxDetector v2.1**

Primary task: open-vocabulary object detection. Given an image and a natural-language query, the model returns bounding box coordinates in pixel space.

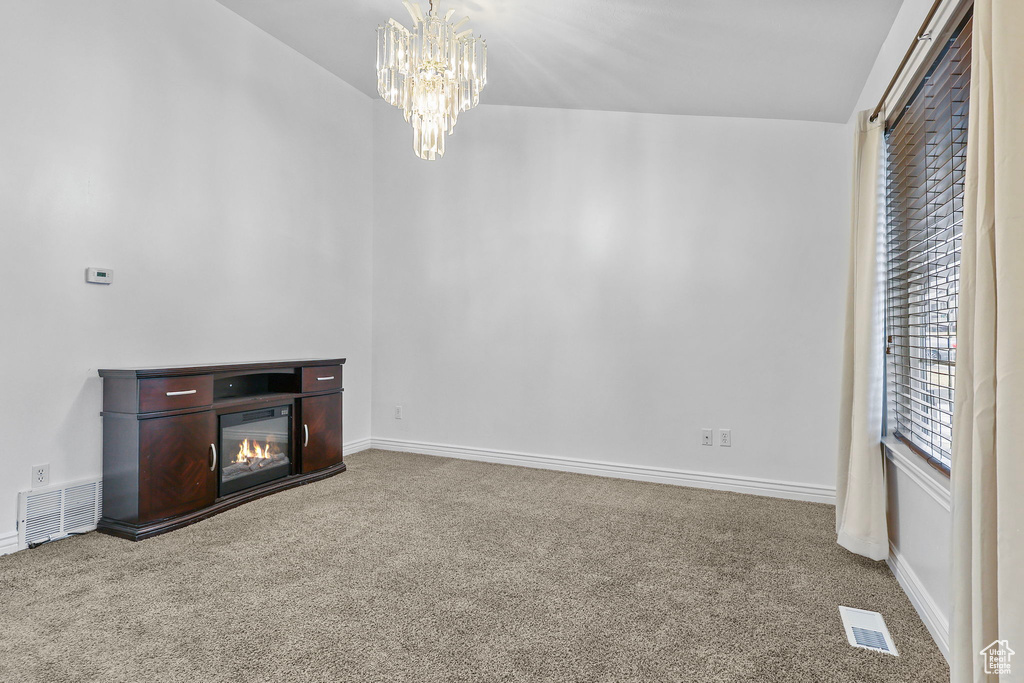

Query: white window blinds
[884,12,972,471]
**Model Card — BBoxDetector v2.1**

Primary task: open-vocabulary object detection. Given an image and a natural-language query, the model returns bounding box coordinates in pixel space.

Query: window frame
[881,7,974,477]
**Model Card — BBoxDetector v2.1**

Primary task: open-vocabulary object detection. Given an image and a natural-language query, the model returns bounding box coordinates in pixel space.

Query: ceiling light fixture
[377,0,487,160]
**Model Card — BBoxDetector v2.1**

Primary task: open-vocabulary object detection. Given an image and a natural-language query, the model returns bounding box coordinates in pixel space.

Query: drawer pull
[166,389,197,397]
[316,376,335,381]
[304,424,309,447]
[210,444,218,472]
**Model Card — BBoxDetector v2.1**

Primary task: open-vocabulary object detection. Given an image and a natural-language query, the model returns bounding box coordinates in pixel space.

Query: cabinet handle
[316,376,335,381]
[304,424,309,447]
[210,444,218,472]
[166,389,197,396]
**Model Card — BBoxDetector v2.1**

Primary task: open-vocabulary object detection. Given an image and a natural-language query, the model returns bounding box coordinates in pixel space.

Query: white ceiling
[214,0,903,123]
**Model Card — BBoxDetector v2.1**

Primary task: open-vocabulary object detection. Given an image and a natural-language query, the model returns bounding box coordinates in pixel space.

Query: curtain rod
[869,0,945,123]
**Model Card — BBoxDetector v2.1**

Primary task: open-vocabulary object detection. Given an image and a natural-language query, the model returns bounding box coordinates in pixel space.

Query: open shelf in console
[213,368,300,402]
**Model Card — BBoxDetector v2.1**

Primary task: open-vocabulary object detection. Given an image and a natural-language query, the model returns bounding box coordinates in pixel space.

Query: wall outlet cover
[719,429,732,447]
[32,464,50,488]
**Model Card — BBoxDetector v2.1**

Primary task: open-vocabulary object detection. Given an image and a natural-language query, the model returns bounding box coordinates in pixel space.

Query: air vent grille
[839,606,899,656]
[64,482,102,531]
[852,627,891,652]
[17,478,103,549]
[23,490,63,546]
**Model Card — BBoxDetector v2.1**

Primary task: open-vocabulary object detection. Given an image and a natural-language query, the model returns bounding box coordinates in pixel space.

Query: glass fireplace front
[219,405,292,496]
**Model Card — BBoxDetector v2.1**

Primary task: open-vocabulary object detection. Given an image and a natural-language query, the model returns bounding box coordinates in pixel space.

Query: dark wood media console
[98,359,346,541]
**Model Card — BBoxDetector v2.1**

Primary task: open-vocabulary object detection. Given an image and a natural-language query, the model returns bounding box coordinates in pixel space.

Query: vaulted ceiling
[215,0,903,123]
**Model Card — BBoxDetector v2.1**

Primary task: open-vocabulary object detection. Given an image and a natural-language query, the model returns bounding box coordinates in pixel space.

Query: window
[884,11,972,472]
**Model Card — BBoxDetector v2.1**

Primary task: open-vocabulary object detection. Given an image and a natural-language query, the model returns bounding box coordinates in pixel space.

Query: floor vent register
[839,606,899,656]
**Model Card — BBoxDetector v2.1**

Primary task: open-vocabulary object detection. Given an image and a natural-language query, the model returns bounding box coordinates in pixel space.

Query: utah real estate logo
[980,640,1015,676]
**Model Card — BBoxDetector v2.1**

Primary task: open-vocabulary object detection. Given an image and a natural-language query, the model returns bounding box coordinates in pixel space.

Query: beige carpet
[0,449,947,682]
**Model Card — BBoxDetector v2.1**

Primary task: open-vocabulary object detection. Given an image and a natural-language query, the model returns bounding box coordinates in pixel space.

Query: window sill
[882,435,952,512]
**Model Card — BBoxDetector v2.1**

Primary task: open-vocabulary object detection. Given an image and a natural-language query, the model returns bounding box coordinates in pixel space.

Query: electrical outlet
[701,428,713,446]
[32,464,49,487]
[719,429,732,447]
[394,405,403,420]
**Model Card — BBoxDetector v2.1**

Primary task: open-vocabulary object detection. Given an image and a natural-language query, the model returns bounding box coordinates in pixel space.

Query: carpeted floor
[0,449,948,682]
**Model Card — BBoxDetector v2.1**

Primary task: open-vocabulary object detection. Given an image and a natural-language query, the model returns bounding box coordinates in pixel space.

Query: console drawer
[138,376,213,413]
[301,366,342,393]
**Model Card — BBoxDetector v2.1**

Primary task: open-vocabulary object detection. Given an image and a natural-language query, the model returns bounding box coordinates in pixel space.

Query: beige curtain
[835,111,888,562]
[950,1,1024,680]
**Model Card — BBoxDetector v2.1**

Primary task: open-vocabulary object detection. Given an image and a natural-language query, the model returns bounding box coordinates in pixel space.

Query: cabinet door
[139,411,217,522]
[301,393,343,473]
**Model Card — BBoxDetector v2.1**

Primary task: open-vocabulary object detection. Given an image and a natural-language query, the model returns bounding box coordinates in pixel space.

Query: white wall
[371,102,851,493]
[0,0,374,547]
[885,444,952,656]
[848,0,954,659]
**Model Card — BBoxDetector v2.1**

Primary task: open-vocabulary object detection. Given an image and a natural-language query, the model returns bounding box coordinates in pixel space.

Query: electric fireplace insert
[219,405,292,496]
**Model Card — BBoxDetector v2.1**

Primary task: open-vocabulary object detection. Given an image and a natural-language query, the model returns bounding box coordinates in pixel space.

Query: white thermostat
[86,267,113,284]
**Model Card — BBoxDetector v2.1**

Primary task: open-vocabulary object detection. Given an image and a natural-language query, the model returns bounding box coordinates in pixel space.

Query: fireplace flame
[234,437,283,467]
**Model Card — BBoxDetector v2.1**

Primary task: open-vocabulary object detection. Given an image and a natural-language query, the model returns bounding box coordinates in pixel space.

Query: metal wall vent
[17,478,102,549]
[839,606,899,656]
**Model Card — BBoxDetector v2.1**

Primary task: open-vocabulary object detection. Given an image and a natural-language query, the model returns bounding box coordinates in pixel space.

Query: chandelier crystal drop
[377,0,487,160]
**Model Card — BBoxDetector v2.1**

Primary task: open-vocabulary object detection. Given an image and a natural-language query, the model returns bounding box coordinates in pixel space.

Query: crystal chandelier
[377,1,487,160]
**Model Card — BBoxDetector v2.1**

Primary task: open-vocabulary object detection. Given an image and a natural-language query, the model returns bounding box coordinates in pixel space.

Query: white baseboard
[887,542,950,662]
[344,437,372,455]
[370,438,836,505]
[0,530,21,557]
